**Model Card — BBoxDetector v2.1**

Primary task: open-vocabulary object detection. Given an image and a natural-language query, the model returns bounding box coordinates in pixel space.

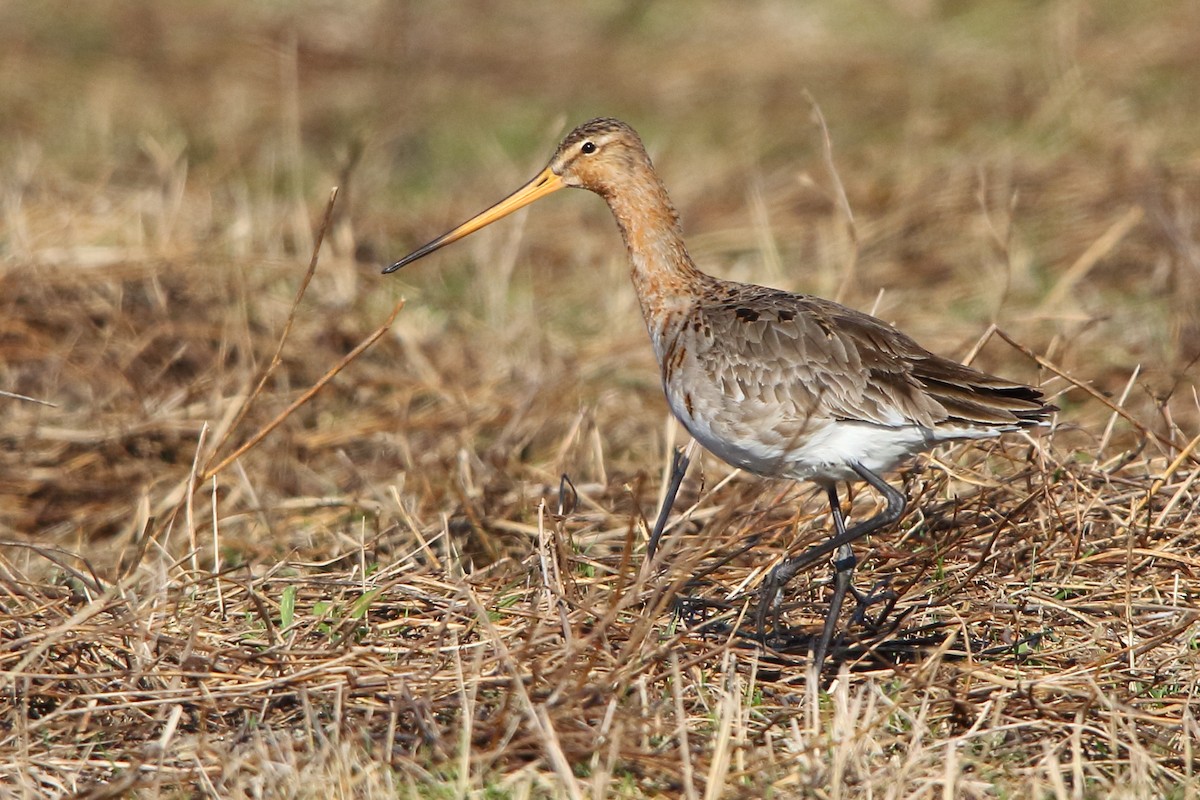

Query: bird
[385,117,1056,671]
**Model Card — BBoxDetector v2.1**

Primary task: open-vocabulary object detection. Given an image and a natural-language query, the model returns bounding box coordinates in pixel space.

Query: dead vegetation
[2,2,1200,797]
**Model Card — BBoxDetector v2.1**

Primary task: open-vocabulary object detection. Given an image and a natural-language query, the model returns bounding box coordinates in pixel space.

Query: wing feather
[684,285,1052,432]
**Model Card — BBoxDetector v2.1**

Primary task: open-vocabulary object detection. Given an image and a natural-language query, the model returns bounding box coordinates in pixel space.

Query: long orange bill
[383,166,565,273]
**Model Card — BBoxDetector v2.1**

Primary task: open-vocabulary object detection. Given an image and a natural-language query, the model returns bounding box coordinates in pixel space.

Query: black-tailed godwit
[385,118,1055,671]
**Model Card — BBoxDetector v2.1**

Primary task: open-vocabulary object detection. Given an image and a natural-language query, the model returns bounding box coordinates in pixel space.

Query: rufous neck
[600,170,707,308]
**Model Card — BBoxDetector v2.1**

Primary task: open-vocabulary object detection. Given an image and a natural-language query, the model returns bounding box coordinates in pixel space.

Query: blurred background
[2,0,1198,550]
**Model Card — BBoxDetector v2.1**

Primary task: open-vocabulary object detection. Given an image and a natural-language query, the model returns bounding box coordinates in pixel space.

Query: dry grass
[3,2,1200,797]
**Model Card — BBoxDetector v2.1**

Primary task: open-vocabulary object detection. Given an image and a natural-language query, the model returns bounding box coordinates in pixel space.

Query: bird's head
[384,118,649,273]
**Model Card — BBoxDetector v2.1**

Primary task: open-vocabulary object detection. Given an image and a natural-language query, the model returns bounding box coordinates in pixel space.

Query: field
[3,2,1200,797]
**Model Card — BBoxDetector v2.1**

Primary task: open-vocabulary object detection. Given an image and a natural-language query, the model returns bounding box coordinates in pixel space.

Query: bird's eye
[580,141,597,154]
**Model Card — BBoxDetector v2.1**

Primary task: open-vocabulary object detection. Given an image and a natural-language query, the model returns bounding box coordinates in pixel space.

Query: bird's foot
[671,593,743,636]
[849,577,897,630]
[753,563,808,649]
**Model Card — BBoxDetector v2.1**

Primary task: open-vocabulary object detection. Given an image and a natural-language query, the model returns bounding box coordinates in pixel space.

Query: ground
[2,2,1199,798]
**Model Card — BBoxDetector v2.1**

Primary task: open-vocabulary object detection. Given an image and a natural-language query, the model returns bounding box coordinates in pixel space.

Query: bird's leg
[813,486,853,673]
[755,463,906,667]
[646,445,690,562]
[647,444,756,631]
[646,444,724,626]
